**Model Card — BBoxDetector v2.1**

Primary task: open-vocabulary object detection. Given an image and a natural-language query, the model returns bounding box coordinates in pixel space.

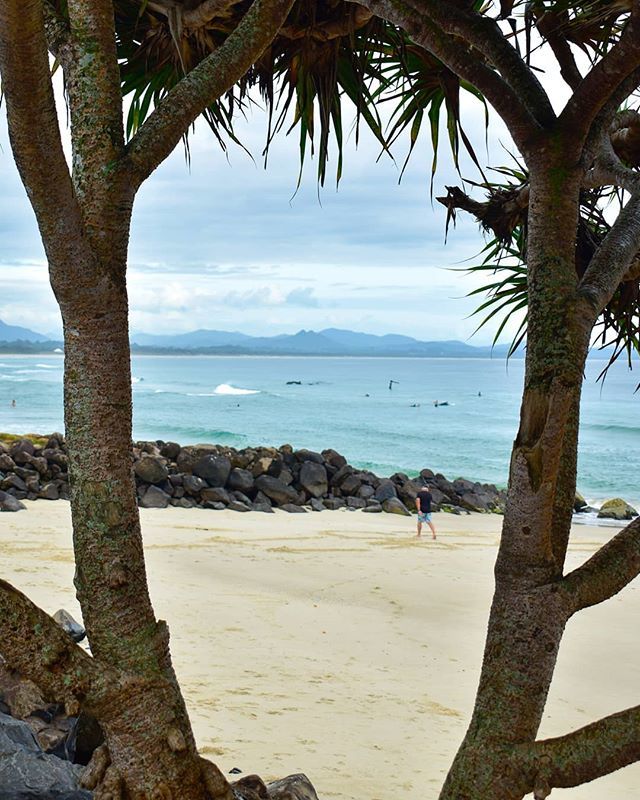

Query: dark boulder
[346,497,366,509]
[453,477,477,495]
[134,456,169,485]
[38,483,60,501]
[183,474,207,495]
[139,486,171,509]
[177,497,196,509]
[232,491,253,506]
[252,502,274,513]
[193,455,231,487]
[340,474,361,496]
[397,479,424,511]
[41,449,68,468]
[0,492,26,512]
[357,484,375,500]
[254,475,299,506]
[294,449,324,464]
[299,462,328,498]
[322,497,346,510]
[382,497,411,516]
[203,501,227,510]
[249,453,278,477]
[228,500,251,512]
[228,468,255,494]
[281,504,307,513]
[52,610,85,644]
[9,439,35,464]
[374,479,397,503]
[2,474,28,494]
[574,492,588,512]
[330,464,353,488]
[45,433,65,449]
[362,504,382,513]
[0,712,88,800]
[160,441,181,460]
[321,449,347,469]
[0,454,16,471]
[458,489,498,513]
[266,773,320,800]
[278,467,294,486]
[253,491,272,507]
[201,486,232,505]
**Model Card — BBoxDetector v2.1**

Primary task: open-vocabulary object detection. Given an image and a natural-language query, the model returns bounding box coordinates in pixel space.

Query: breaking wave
[213,383,259,396]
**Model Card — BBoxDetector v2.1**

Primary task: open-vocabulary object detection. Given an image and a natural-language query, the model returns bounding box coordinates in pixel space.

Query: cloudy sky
[0,82,516,342]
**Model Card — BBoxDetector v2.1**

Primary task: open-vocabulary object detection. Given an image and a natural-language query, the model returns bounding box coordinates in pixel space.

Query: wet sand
[1,502,638,799]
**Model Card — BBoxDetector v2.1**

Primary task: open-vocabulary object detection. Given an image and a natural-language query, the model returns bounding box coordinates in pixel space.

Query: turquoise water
[0,354,638,506]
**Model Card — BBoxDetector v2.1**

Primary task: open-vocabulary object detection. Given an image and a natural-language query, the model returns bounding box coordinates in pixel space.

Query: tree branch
[560,516,640,614]
[0,578,104,713]
[42,0,72,61]
[521,705,640,791]
[414,0,556,127]
[534,9,582,91]
[578,191,640,316]
[65,0,125,209]
[353,0,544,154]
[559,17,640,150]
[127,0,296,184]
[0,0,93,270]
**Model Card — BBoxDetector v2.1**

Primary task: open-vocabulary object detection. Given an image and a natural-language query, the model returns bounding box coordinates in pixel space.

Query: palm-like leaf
[107,1,489,187]
[453,168,640,377]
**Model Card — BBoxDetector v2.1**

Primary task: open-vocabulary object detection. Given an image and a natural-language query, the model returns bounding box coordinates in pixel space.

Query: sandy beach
[1,502,638,799]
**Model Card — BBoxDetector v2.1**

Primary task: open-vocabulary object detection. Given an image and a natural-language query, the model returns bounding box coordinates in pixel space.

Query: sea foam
[214,383,259,396]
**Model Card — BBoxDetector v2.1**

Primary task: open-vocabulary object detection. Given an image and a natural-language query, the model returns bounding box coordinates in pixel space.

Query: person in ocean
[415,481,437,539]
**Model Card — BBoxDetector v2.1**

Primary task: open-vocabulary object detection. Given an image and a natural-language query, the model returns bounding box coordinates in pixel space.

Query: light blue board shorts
[418,512,432,522]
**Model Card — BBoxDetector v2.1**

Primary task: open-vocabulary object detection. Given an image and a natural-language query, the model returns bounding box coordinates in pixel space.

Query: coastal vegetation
[0,2,640,800]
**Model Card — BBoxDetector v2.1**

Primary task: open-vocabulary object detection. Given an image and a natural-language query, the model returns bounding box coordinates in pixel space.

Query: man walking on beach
[416,482,437,539]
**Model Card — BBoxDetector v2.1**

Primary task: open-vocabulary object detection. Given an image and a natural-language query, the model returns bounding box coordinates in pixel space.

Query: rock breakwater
[0,434,508,516]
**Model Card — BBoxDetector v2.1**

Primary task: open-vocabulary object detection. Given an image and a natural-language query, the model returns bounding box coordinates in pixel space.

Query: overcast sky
[0,85,517,342]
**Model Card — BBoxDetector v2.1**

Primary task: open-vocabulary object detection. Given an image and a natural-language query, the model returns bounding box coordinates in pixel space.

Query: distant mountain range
[0,319,50,343]
[0,318,614,359]
[129,327,520,357]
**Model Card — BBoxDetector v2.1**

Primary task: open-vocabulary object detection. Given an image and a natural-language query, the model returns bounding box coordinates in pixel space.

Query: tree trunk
[439,156,593,800]
[54,230,217,798]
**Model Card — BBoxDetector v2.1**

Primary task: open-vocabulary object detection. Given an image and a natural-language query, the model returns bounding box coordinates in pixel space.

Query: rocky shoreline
[0,434,637,521]
[0,434,508,516]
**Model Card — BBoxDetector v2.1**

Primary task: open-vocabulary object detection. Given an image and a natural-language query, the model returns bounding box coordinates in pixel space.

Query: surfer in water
[389,379,399,390]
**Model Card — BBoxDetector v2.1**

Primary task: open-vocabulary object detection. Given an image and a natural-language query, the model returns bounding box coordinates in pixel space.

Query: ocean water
[0,354,638,507]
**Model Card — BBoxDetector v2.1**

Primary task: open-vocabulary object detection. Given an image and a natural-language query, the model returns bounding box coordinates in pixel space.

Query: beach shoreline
[2,502,639,799]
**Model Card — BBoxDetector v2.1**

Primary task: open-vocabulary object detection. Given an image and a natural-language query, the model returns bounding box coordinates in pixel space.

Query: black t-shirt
[417,489,432,513]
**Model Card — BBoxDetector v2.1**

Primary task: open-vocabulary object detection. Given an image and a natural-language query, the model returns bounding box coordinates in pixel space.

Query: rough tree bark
[0,0,297,797]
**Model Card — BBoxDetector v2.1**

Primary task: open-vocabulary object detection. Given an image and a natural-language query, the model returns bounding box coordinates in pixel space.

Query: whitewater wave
[213,383,259,396]
[35,364,59,369]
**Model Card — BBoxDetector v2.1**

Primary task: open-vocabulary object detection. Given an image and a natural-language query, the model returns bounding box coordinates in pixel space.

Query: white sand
[1,502,639,799]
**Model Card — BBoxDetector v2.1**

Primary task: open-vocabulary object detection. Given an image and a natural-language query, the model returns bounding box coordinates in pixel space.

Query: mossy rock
[597,498,638,520]
[0,433,49,449]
